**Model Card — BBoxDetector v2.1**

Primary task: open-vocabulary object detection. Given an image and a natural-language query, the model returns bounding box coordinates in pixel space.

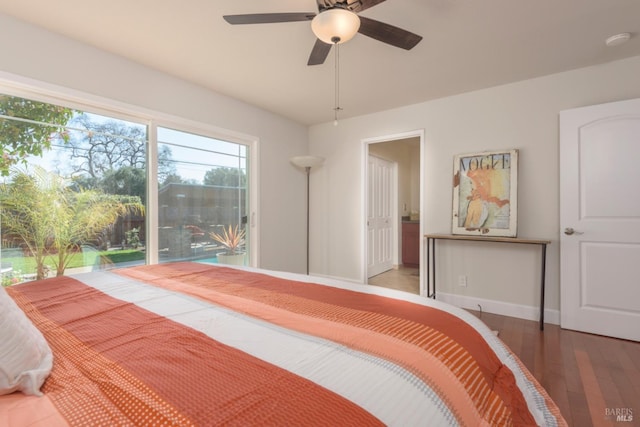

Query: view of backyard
[1,94,249,286]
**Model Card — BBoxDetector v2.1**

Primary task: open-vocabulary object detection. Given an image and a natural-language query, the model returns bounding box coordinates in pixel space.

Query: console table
[425,234,551,330]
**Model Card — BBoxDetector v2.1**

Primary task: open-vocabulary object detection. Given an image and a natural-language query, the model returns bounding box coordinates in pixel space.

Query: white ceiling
[0,0,639,125]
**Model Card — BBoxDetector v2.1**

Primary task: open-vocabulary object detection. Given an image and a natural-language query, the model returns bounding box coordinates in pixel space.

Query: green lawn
[1,248,145,274]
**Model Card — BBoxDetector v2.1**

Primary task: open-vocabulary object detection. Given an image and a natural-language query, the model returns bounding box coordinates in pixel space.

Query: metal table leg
[539,243,547,330]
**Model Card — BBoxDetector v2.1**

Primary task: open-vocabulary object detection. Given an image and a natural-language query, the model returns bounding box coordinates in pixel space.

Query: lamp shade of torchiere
[290,155,325,275]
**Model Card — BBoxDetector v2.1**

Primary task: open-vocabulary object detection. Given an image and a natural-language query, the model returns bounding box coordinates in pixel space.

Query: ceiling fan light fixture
[311,8,361,44]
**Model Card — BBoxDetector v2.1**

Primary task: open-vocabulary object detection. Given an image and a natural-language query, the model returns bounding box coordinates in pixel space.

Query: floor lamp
[290,155,325,275]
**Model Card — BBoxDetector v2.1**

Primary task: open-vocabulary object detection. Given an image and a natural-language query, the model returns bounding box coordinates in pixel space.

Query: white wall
[0,13,310,274]
[309,55,640,320]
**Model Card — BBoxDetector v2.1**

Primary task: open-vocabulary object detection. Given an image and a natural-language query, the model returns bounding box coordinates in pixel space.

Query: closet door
[560,98,640,342]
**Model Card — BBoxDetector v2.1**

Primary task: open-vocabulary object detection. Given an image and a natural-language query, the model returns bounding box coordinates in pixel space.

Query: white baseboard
[309,273,363,285]
[436,292,560,326]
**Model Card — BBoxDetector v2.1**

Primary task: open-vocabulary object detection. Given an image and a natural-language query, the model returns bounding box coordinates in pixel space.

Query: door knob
[564,227,583,235]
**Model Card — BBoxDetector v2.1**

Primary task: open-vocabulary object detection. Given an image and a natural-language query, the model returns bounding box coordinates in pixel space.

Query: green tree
[157,145,177,184]
[0,166,144,279]
[161,173,187,186]
[160,173,199,186]
[0,95,74,176]
[0,169,57,279]
[99,166,146,201]
[203,167,246,187]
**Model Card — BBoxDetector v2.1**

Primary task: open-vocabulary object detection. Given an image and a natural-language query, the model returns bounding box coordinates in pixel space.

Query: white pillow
[0,286,53,396]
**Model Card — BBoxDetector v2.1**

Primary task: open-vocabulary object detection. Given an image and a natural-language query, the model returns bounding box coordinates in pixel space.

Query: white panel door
[367,156,394,278]
[560,98,640,342]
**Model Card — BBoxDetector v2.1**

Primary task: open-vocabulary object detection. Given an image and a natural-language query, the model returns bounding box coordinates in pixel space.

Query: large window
[157,127,249,265]
[0,95,147,285]
[0,92,253,286]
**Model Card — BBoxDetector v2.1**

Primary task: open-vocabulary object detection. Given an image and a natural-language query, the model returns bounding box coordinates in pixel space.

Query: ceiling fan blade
[223,13,315,25]
[307,39,332,65]
[357,16,422,50]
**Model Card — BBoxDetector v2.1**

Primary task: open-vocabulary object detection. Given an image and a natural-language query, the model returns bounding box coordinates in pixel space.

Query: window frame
[0,74,260,268]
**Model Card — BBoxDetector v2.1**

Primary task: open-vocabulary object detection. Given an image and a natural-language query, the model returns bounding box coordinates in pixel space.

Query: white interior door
[560,98,640,342]
[367,155,394,278]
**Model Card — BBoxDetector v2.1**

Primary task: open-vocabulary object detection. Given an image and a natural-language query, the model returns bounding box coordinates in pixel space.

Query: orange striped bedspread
[2,262,566,426]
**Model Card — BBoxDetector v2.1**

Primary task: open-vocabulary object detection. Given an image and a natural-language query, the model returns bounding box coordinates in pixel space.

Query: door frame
[361,129,425,292]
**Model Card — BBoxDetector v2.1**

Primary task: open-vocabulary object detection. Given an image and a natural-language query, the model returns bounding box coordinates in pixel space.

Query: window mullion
[147,121,159,265]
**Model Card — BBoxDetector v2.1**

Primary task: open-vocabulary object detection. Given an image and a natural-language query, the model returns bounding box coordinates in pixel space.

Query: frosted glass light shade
[311,9,360,44]
[290,155,325,169]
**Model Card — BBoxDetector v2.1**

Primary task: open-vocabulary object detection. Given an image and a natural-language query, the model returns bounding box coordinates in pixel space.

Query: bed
[1,261,566,426]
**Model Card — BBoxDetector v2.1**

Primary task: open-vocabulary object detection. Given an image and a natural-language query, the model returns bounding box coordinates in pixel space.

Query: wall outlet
[458,275,467,287]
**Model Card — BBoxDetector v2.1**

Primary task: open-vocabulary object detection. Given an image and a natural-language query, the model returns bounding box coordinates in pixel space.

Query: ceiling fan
[223,0,422,66]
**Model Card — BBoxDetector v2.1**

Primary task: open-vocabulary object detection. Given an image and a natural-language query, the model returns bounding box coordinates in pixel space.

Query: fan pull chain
[333,41,342,126]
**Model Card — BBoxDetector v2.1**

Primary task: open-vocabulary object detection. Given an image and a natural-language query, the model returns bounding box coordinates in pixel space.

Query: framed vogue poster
[452,149,518,237]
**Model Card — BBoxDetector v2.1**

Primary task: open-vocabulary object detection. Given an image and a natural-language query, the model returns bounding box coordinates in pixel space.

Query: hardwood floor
[369,269,640,426]
[367,266,420,294]
[471,311,640,426]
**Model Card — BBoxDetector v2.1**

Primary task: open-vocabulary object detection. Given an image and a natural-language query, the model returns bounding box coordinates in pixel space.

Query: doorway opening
[362,130,425,295]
